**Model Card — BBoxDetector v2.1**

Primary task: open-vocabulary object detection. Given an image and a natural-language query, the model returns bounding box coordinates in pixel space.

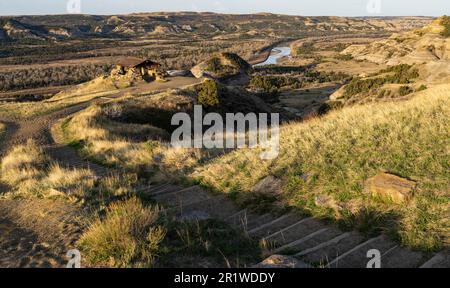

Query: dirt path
[0,98,112,267]
[0,217,61,268]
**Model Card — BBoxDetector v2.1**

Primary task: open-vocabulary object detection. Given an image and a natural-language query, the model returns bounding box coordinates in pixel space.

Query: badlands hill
[342,16,450,83]
[191,52,252,79]
[0,13,433,41]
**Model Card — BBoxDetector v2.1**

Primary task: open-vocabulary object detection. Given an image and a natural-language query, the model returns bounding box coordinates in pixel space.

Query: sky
[0,0,448,17]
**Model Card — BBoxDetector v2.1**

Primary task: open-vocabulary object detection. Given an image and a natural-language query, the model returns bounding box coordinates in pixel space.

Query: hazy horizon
[0,0,448,17]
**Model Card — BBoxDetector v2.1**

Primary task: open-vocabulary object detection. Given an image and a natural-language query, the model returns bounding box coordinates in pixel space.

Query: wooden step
[276,227,343,255]
[273,227,336,254]
[381,246,428,268]
[297,231,366,266]
[153,186,212,208]
[227,210,264,231]
[264,218,327,247]
[420,250,450,268]
[176,195,241,221]
[136,184,167,194]
[326,235,397,268]
[225,209,248,224]
[140,184,182,197]
[245,214,277,232]
[248,213,304,237]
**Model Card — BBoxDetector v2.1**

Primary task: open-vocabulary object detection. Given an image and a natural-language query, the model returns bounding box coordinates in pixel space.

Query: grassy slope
[59,91,221,181]
[193,84,450,251]
[0,77,119,119]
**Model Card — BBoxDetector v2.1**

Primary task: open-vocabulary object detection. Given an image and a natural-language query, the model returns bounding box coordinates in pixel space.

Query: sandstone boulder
[252,175,283,196]
[254,255,310,268]
[365,172,416,203]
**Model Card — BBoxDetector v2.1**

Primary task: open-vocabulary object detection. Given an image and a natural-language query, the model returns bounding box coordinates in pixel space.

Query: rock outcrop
[191,53,251,79]
[342,17,450,68]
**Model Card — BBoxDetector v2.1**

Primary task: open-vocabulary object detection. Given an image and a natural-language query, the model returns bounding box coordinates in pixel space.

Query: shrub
[78,197,166,268]
[250,75,300,92]
[441,15,450,37]
[379,64,419,84]
[318,101,344,115]
[398,86,414,96]
[335,54,353,61]
[197,79,221,107]
[343,64,419,98]
[0,64,112,92]
[344,77,386,98]
[294,42,315,56]
[206,57,222,73]
[416,84,427,92]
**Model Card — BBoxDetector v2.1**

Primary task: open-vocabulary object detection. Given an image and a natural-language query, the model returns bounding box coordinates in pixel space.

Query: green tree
[197,79,221,107]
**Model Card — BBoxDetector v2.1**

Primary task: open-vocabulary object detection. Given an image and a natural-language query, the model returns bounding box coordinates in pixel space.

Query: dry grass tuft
[77,197,166,268]
[193,85,450,251]
[0,140,134,202]
[1,139,48,187]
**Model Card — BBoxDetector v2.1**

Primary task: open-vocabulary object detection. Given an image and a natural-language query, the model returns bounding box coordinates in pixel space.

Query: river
[253,46,292,67]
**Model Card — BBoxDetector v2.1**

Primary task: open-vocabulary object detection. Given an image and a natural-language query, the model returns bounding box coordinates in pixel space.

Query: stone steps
[272,227,341,255]
[138,184,182,197]
[296,231,366,266]
[325,235,397,268]
[244,214,277,232]
[153,186,213,208]
[248,213,304,238]
[114,181,449,268]
[225,209,248,225]
[381,246,430,268]
[420,250,450,268]
[178,195,241,221]
[133,183,448,268]
[264,218,328,247]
